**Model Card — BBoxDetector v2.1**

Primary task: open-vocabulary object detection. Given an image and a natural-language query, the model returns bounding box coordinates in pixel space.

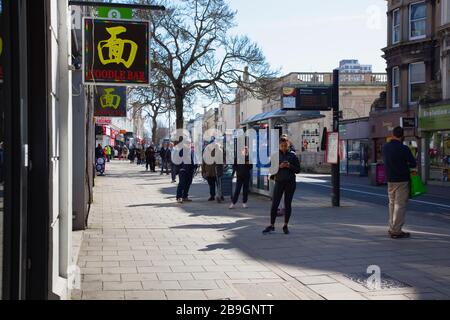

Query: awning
[241,108,324,126]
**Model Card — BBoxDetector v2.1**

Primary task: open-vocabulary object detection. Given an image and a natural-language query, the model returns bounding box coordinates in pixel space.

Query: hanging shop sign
[94,86,127,117]
[96,117,112,125]
[97,7,133,19]
[326,132,339,164]
[83,18,150,86]
[282,86,333,111]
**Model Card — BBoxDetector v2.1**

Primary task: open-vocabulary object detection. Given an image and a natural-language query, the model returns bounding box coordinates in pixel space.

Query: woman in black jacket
[263,138,301,235]
[230,147,253,209]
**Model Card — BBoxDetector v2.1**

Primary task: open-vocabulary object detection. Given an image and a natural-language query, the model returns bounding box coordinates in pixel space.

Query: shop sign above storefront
[94,86,127,117]
[96,117,112,125]
[83,18,150,86]
[419,104,450,131]
[400,117,417,129]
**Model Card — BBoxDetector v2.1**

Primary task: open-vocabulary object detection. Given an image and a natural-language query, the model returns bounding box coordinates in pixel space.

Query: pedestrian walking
[145,145,156,172]
[176,143,197,204]
[229,146,252,209]
[383,126,417,239]
[168,142,177,183]
[160,143,170,175]
[122,146,129,161]
[202,152,224,202]
[263,138,300,235]
[105,145,112,162]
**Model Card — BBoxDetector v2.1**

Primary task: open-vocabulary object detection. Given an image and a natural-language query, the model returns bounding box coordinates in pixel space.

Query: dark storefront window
[429,131,450,184]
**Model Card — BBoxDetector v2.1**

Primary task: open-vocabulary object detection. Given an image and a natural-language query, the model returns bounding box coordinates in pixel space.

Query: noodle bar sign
[83,18,150,86]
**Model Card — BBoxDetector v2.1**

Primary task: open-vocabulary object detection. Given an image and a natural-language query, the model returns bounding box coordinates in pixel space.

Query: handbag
[410,170,427,198]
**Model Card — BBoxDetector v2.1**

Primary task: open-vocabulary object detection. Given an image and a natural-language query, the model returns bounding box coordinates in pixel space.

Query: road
[296,174,450,216]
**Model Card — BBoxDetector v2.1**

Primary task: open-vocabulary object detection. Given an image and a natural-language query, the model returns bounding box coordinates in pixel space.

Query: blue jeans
[177,170,193,200]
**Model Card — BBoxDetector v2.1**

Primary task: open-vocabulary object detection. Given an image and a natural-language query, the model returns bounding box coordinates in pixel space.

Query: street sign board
[94,86,127,117]
[83,18,150,86]
[400,117,417,129]
[326,132,339,164]
[282,86,333,111]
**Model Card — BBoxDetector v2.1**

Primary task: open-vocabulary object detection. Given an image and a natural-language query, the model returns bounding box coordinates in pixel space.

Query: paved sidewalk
[73,161,450,300]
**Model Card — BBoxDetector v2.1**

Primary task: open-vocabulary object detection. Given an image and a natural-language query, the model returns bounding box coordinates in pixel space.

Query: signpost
[331,69,340,207]
[83,18,150,86]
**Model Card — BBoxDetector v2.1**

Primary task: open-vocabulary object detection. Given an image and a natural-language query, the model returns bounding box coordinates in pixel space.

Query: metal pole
[332,69,341,207]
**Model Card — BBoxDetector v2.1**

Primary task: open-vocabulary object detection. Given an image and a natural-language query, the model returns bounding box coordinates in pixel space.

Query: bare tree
[134,0,277,129]
[129,72,174,143]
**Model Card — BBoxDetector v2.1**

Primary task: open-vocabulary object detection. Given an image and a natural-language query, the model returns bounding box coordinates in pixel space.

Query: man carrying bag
[382,127,417,239]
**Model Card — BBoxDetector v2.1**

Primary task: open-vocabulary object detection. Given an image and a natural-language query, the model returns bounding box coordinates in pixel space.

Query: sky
[227,0,388,74]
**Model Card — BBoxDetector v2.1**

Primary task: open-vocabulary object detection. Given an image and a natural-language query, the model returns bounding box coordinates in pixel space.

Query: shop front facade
[419,103,450,186]
[339,118,370,176]
[369,108,420,163]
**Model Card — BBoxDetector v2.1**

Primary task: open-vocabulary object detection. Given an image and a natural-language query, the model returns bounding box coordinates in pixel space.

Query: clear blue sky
[228,0,388,73]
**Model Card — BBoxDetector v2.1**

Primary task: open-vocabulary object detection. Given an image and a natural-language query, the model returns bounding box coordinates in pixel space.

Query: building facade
[418,0,450,186]
[1,0,74,299]
[370,0,449,185]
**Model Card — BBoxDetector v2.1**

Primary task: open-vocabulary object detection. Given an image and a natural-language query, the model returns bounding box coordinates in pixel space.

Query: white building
[217,103,237,133]
[339,59,373,74]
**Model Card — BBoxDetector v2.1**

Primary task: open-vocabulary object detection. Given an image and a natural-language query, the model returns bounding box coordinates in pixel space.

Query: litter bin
[369,163,387,186]
[220,165,234,198]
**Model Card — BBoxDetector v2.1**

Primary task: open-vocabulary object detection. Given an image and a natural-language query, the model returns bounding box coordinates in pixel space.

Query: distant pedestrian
[105,145,112,162]
[229,146,252,209]
[263,138,300,235]
[168,143,177,183]
[145,145,156,172]
[176,143,197,204]
[122,146,129,161]
[383,127,417,239]
[160,143,170,175]
[202,146,224,202]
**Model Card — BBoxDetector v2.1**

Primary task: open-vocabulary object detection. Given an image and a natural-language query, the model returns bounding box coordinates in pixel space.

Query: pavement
[72,161,450,300]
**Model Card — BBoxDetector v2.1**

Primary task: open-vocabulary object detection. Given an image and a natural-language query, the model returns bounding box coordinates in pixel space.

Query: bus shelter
[241,109,325,197]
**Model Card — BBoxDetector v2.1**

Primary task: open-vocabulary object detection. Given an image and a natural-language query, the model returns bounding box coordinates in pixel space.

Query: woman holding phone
[263,138,301,235]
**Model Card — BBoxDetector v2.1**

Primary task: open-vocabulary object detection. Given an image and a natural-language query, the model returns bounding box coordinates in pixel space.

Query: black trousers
[270,179,296,225]
[177,170,194,200]
[232,176,250,204]
[206,177,216,198]
[146,159,156,172]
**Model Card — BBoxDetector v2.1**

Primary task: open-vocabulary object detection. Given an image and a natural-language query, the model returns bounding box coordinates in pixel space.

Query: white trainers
[229,203,235,210]
[242,203,248,209]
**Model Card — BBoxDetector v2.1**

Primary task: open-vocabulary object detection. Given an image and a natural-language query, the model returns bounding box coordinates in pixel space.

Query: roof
[241,108,325,126]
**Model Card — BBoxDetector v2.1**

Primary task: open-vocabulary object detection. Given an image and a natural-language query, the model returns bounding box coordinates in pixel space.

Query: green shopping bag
[410,170,427,198]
